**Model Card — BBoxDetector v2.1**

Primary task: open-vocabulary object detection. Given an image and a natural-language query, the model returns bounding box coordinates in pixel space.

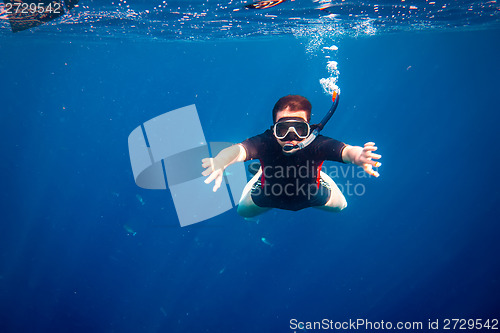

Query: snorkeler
[201,93,382,218]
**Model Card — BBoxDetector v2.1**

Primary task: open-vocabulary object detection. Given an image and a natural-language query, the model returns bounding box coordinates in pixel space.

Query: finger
[367,152,382,159]
[213,174,223,192]
[364,142,376,147]
[363,145,378,152]
[361,156,381,167]
[364,164,380,177]
[201,158,213,169]
[204,170,219,184]
[202,168,212,177]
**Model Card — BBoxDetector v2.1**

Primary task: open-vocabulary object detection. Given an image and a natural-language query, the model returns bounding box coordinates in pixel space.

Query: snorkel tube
[282,90,340,155]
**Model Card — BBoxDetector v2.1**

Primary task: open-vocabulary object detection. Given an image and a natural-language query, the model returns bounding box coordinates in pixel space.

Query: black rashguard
[240,129,346,211]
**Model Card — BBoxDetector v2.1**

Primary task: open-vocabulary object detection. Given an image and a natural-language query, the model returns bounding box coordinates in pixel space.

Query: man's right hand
[202,158,225,192]
[201,144,247,192]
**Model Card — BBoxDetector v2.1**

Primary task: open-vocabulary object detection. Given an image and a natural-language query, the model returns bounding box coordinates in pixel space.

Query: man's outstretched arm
[342,142,382,177]
[202,144,247,192]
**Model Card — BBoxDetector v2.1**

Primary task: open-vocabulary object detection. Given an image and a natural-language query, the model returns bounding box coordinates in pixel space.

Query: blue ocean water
[1,1,500,332]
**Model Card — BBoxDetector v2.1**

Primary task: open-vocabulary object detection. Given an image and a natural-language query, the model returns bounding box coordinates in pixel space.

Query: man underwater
[202,94,382,218]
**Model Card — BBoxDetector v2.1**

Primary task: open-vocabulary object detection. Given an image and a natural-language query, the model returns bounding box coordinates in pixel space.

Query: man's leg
[237,168,271,218]
[314,171,347,212]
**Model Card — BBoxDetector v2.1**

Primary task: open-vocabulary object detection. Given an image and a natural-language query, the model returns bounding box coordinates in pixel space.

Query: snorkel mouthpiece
[283,144,295,153]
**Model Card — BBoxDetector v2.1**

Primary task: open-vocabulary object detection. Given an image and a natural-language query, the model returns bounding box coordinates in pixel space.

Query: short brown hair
[272,95,312,123]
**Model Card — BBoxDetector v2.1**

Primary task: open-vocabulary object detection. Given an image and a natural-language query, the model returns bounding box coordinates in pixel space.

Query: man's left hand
[347,142,382,177]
